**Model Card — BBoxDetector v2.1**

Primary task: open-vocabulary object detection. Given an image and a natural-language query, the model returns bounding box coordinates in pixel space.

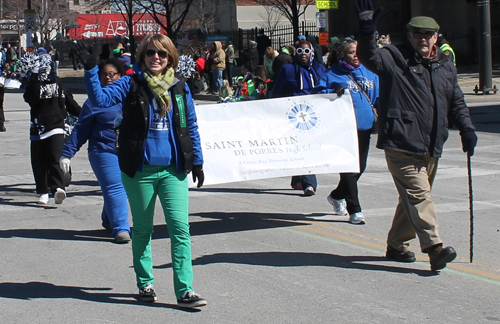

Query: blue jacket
[84,63,203,175]
[313,63,379,131]
[272,58,326,98]
[62,99,121,158]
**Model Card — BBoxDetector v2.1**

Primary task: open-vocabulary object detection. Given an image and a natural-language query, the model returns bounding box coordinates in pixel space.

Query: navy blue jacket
[272,59,326,98]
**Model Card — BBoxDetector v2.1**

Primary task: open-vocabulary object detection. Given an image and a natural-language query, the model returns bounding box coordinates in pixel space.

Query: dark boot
[427,244,457,271]
[386,246,416,262]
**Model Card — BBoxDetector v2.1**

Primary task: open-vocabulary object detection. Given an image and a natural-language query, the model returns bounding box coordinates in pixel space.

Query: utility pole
[474,0,498,94]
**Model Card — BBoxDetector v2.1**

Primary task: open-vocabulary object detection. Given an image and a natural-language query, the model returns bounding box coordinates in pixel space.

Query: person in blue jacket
[75,34,206,309]
[273,40,326,196]
[60,58,131,244]
[313,37,379,225]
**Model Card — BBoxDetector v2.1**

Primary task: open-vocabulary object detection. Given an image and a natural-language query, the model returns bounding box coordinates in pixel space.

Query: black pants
[329,129,371,214]
[0,86,5,125]
[31,134,65,195]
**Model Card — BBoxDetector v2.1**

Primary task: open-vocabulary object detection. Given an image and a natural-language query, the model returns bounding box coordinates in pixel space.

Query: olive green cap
[407,16,440,32]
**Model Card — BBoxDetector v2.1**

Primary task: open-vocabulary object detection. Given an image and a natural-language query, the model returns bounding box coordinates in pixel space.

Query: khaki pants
[385,150,442,252]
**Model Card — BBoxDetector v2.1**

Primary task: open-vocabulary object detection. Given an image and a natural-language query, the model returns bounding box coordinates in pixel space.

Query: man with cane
[355,0,478,271]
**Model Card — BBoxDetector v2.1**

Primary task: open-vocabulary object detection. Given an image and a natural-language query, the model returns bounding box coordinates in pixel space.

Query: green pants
[122,164,193,298]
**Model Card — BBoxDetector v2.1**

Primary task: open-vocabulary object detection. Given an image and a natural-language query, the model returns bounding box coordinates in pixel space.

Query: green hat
[113,48,121,54]
[407,16,440,32]
[329,37,339,45]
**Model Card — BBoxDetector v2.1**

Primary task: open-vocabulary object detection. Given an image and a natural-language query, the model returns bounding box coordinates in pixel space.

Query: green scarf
[141,63,175,117]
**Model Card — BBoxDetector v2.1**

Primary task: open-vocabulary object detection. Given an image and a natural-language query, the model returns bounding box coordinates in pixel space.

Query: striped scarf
[141,63,175,117]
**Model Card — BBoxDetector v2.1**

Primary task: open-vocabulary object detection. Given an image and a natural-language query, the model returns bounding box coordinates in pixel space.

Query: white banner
[190,93,359,187]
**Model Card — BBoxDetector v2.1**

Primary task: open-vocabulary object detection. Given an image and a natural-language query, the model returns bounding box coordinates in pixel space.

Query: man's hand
[460,129,478,156]
[73,42,96,70]
[355,0,383,34]
[192,165,204,188]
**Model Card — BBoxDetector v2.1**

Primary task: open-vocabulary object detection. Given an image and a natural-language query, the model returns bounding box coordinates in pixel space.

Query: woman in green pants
[81,34,206,309]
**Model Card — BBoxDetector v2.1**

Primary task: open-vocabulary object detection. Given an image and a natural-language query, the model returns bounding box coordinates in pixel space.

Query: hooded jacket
[211,41,226,71]
[314,62,378,131]
[357,35,474,157]
[272,51,326,98]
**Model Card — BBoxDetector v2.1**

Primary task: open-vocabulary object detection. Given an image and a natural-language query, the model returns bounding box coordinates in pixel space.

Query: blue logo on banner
[288,103,319,131]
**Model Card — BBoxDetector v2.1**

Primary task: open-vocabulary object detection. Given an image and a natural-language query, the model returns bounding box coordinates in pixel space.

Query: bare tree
[136,0,196,41]
[254,0,314,40]
[258,5,283,36]
[190,0,218,34]
[110,0,146,52]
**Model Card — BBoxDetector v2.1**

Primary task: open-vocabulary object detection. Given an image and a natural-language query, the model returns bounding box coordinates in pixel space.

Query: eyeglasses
[145,49,168,59]
[101,71,119,79]
[411,31,436,39]
[296,48,312,55]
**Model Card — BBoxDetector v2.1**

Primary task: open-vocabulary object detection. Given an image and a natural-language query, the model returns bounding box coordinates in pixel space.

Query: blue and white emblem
[287,103,319,131]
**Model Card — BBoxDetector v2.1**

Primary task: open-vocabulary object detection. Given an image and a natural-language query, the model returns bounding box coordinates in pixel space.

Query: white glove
[59,156,71,174]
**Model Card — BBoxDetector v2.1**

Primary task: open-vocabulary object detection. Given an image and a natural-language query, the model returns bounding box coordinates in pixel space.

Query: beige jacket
[211,41,226,71]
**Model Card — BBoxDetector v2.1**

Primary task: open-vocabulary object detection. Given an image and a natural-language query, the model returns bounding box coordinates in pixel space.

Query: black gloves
[73,42,96,70]
[192,165,204,188]
[355,0,383,34]
[460,129,478,156]
[334,85,345,97]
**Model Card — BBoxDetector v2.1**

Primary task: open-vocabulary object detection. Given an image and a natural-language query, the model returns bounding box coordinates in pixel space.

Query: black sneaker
[177,291,207,308]
[139,283,157,302]
[386,246,416,262]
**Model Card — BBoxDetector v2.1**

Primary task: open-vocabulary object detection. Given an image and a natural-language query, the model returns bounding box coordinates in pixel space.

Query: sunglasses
[101,71,119,79]
[411,31,436,39]
[145,49,168,59]
[296,48,312,55]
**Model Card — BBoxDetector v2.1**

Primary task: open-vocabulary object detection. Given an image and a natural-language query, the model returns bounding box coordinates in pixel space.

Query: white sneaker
[37,193,49,204]
[327,196,348,215]
[54,188,66,204]
[349,212,365,225]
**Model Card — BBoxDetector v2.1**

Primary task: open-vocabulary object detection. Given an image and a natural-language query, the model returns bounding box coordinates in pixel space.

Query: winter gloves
[192,165,204,188]
[59,156,71,174]
[460,129,478,156]
[73,42,96,70]
[355,0,383,34]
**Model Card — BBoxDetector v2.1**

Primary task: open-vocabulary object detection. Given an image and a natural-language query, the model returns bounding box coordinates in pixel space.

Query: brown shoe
[428,245,457,271]
[115,232,131,244]
[386,246,416,262]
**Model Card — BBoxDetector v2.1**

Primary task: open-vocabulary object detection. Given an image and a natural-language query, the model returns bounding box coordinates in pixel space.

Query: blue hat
[298,35,306,41]
[37,48,47,54]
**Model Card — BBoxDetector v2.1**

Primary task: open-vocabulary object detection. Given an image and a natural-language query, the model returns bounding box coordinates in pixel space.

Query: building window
[74,0,79,5]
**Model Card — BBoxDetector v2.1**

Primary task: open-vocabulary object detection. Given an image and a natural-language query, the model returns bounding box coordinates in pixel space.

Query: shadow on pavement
[0,227,114,242]
[0,281,182,310]
[157,252,437,277]
[468,104,500,133]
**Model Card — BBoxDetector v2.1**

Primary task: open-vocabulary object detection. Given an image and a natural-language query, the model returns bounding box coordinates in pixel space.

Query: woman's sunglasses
[145,49,168,59]
[296,48,312,55]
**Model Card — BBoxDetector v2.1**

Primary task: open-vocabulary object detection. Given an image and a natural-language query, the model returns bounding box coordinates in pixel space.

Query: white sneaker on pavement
[54,188,66,204]
[349,212,365,225]
[37,193,49,204]
[327,196,348,215]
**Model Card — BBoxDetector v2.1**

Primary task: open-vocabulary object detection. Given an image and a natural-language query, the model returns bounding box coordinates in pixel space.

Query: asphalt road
[1,86,499,323]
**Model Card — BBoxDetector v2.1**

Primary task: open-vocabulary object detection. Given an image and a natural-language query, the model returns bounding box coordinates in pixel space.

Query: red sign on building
[69,13,166,39]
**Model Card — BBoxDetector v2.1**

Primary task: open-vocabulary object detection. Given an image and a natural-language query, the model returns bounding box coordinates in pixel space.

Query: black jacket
[272,53,293,82]
[358,35,474,158]
[118,73,195,178]
[24,74,81,139]
[242,48,259,73]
